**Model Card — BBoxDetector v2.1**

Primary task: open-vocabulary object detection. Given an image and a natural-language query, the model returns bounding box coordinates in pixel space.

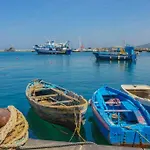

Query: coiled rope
[0,106,29,149]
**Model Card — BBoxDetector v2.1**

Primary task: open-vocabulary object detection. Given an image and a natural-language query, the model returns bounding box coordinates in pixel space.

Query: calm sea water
[0,51,150,144]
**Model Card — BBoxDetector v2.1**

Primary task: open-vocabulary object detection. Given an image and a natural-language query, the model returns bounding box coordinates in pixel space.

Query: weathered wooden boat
[93,45,136,61]
[25,79,88,131]
[90,86,150,147]
[121,85,150,112]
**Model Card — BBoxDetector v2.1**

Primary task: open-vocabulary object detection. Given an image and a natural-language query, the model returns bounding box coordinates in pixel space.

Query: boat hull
[27,98,87,130]
[91,102,150,146]
[93,52,136,61]
[34,48,71,55]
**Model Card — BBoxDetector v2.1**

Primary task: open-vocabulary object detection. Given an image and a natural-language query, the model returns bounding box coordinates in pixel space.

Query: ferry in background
[33,40,72,55]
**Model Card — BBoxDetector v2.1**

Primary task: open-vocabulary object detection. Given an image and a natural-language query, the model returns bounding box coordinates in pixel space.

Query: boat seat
[51,100,73,105]
[104,110,132,112]
[36,94,58,98]
[105,101,121,104]
[52,89,80,102]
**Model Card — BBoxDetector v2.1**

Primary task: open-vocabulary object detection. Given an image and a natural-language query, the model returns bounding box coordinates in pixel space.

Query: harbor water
[0,51,150,145]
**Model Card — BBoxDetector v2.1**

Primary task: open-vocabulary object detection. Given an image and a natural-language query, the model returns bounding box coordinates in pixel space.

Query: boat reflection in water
[26,108,86,142]
[94,59,136,72]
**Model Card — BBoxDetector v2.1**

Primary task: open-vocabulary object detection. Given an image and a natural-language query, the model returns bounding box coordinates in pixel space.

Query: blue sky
[0,0,150,48]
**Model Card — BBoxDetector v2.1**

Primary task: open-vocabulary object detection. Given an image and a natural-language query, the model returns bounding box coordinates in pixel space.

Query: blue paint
[91,86,150,146]
[93,45,136,61]
[142,104,150,113]
[33,41,71,55]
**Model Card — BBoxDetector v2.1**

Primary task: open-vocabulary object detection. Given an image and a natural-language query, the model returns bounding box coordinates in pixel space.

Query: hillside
[136,43,150,48]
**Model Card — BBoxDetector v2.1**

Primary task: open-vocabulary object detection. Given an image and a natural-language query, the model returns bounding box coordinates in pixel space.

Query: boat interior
[30,85,83,106]
[95,92,147,127]
[126,89,150,99]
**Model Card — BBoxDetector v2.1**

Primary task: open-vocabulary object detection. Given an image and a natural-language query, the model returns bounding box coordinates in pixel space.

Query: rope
[69,109,86,142]
[123,126,150,145]
[18,141,95,149]
[51,124,68,135]
[135,130,150,143]
[0,106,29,149]
[132,131,136,147]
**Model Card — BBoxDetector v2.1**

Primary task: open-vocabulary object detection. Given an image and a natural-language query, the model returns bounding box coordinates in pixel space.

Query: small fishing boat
[25,79,88,131]
[93,45,136,61]
[90,86,150,147]
[121,85,150,112]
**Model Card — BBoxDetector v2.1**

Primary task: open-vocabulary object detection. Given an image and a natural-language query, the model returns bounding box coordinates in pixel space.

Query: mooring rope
[69,108,86,142]
[135,130,150,143]
[123,126,150,146]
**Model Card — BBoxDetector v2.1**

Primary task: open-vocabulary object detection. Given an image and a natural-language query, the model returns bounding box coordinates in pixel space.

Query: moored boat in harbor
[90,86,150,147]
[33,40,72,55]
[93,45,136,61]
[25,79,88,131]
[121,85,150,112]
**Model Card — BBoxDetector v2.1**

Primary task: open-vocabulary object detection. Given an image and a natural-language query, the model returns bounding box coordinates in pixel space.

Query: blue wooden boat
[90,86,150,147]
[93,45,136,61]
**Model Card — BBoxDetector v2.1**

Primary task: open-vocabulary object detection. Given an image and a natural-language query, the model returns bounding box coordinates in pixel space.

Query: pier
[20,139,146,150]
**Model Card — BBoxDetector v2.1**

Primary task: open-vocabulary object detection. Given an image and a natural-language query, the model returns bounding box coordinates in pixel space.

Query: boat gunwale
[25,81,88,110]
[121,84,150,101]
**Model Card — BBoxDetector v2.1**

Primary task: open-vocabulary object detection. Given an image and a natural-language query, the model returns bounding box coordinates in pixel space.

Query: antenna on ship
[123,40,126,47]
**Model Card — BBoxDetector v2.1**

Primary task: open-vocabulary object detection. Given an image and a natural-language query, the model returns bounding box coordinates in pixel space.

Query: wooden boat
[90,86,150,147]
[25,79,88,131]
[121,85,150,112]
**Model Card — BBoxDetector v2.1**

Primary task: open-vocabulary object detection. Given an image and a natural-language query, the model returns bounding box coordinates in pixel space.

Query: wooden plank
[104,110,132,112]
[51,88,80,102]
[105,102,121,104]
